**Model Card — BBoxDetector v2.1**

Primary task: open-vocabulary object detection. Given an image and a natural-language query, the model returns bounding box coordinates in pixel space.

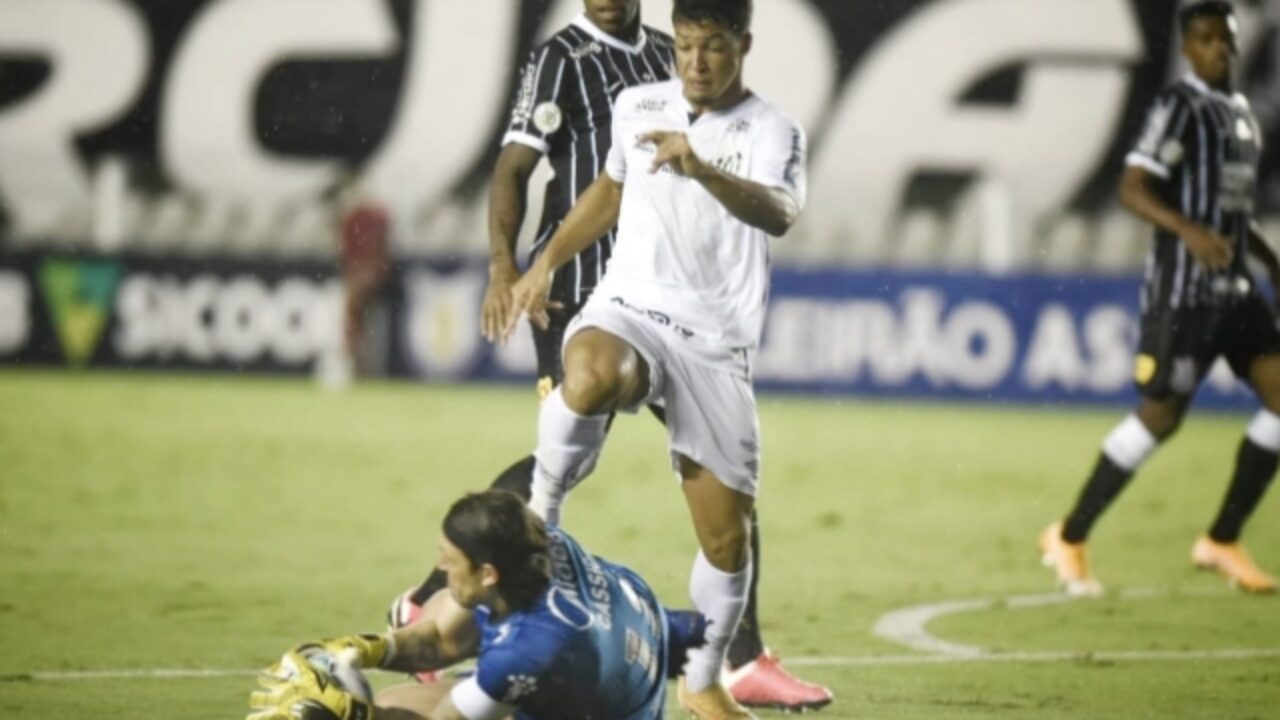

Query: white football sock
[528,388,608,525]
[1101,413,1158,472]
[1246,409,1280,452]
[684,550,751,693]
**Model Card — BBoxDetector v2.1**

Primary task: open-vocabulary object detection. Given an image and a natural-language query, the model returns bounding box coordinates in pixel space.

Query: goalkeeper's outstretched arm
[382,589,479,674]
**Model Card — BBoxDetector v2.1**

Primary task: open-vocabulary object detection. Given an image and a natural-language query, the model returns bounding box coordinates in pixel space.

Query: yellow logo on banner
[1134,354,1157,384]
[38,260,121,367]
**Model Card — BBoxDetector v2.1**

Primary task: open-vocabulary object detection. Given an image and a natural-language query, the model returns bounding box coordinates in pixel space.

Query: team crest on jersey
[1158,138,1184,167]
[1236,117,1254,141]
[503,674,539,703]
[534,102,563,134]
[1133,354,1156,385]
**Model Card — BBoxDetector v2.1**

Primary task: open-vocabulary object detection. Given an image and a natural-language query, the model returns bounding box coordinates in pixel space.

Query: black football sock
[1061,454,1133,543]
[726,510,764,670]
[408,455,538,605]
[1208,438,1278,543]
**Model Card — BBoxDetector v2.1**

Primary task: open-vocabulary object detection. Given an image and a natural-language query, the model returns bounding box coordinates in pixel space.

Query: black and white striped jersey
[1126,73,1264,311]
[503,15,674,306]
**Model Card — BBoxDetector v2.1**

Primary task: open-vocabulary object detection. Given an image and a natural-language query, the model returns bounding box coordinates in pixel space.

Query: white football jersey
[600,79,807,354]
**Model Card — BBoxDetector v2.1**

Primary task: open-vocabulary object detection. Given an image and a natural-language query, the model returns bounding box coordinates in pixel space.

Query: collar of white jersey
[572,14,648,54]
[1181,72,1244,106]
[672,82,759,122]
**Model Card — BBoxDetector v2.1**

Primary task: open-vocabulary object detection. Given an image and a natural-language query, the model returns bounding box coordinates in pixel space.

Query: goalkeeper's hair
[1179,1,1234,34]
[443,490,551,610]
[673,0,752,34]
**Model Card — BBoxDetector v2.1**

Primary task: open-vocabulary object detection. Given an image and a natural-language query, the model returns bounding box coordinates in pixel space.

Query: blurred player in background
[1041,0,1279,596]
[388,0,831,710]
[248,490,707,720]
[504,0,814,716]
[315,174,392,389]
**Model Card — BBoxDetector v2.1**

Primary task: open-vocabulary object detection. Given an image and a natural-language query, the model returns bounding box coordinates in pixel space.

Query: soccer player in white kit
[506,1,808,717]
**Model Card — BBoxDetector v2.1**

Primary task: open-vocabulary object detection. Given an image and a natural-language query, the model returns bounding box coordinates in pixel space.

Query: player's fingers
[531,309,551,330]
[503,293,528,339]
[546,300,565,312]
[637,130,668,146]
[249,688,286,708]
[481,302,496,340]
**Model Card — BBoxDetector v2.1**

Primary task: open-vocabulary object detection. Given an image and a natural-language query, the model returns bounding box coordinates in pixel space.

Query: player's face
[1183,15,1237,88]
[583,0,640,38]
[674,19,751,111]
[437,537,491,609]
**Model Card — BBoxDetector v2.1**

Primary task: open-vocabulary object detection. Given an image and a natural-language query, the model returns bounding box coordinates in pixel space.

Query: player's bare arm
[1119,164,1232,269]
[640,129,799,237]
[382,590,480,674]
[484,143,545,343]
[505,174,623,338]
[377,697,474,720]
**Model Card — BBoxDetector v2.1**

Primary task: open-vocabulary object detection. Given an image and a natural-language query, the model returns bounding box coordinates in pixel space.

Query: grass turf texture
[0,369,1276,719]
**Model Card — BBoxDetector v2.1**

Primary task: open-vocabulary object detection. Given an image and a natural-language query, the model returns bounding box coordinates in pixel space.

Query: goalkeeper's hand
[319,633,392,670]
[247,649,374,720]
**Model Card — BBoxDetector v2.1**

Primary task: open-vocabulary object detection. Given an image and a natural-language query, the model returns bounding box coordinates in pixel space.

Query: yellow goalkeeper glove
[247,649,374,720]
[319,633,392,669]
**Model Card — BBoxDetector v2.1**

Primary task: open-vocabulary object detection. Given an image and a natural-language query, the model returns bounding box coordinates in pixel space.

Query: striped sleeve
[503,43,569,154]
[1126,90,1193,180]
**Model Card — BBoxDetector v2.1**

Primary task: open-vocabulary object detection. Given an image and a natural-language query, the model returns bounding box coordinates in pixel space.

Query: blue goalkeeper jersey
[471,526,669,720]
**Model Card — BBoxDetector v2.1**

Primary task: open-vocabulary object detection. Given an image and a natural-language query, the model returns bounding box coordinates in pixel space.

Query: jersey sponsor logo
[502,674,539,703]
[568,40,603,59]
[609,296,696,339]
[1171,356,1198,394]
[38,259,122,366]
[1219,162,1257,213]
[783,127,804,189]
[636,98,668,113]
[512,60,539,124]
[533,102,563,134]
[711,152,743,175]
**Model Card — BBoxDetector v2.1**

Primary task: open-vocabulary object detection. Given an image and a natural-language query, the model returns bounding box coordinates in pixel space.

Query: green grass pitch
[0,370,1277,719]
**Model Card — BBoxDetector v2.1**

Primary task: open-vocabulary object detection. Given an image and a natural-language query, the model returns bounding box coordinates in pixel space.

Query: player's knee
[698,524,751,573]
[1137,399,1186,440]
[561,363,624,415]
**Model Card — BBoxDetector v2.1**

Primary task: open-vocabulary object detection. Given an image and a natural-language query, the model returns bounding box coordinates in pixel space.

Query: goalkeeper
[249,490,707,720]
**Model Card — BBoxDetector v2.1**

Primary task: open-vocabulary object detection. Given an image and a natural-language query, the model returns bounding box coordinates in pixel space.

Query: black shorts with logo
[1135,293,1280,398]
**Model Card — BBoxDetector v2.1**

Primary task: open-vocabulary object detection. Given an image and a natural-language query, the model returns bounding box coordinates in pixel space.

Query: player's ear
[479,563,501,590]
[739,31,752,57]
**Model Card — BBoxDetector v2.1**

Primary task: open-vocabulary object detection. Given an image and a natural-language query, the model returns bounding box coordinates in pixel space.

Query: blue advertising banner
[0,250,1261,411]
[395,263,1258,410]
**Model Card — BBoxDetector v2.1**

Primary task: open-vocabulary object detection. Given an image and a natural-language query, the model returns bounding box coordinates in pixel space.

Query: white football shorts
[565,294,761,497]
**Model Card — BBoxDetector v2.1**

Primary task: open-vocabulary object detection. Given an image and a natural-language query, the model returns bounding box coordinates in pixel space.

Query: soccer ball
[297,645,373,703]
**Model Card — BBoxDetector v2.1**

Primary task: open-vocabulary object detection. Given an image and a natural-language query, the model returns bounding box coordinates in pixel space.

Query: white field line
[6,588,1275,681]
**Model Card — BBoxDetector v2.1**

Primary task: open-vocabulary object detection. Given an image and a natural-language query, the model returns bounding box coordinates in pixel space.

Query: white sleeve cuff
[503,131,550,155]
[1125,152,1171,180]
[450,676,517,720]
